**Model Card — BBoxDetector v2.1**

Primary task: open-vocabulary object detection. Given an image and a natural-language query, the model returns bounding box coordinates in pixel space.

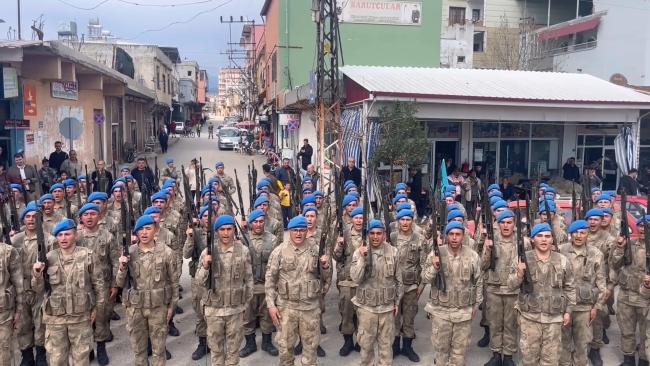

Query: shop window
[639,147,650,170]
[584,135,604,145]
[499,140,529,181]
[532,124,562,138]
[530,140,559,176]
[427,122,460,138]
[640,119,650,145]
[604,136,616,145]
[473,141,497,176]
[501,123,530,138]
[473,122,499,138]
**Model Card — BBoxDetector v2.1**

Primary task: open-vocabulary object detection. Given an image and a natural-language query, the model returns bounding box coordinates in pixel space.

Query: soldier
[422,221,482,366]
[340,195,358,230]
[349,219,402,366]
[238,209,280,358]
[559,220,607,366]
[107,184,126,221]
[88,192,120,239]
[197,215,254,365]
[265,215,331,366]
[600,207,619,238]
[76,203,120,365]
[32,218,106,365]
[446,208,476,245]
[536,200,569,245]
[258,190,283,223]
[508,223,576,366]
[256,179,282,213]
[482,210,532,366]
[388,208,424,362]
[252,196,284,240]
[63,178,84,207]
[50,182,77,218]
[394,183,418,220]
[214,179,235,217]
[611,215,649,366]
[77,174,89,202]
[159,158,178,185]
[120,166,140,192]
[117,215,178,366]
[10,184,27,218]
[214,162,236,195]
[333,206,364,356]
[37,194,65,234]
[0,220,24,365]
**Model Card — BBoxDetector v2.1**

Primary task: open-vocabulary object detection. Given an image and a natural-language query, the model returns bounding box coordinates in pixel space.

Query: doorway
[431,140,458,187]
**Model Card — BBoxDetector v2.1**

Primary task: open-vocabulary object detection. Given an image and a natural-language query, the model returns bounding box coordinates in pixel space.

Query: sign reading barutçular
[51,81,79,100]
[339,1,422,26]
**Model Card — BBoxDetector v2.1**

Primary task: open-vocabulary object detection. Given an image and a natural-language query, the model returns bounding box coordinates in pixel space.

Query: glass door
[603,148,618,191]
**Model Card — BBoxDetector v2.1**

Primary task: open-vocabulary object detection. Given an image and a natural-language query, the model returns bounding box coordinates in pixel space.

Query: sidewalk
[123,137,181,170]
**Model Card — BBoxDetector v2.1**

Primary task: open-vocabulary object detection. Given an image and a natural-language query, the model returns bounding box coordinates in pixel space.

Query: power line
[55,0,221,10]
[55,0,108,10]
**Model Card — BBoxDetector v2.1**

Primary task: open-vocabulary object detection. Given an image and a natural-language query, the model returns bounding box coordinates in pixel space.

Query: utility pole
[312,0,343,187]
[17,0,21,40]
[220,16,257,120]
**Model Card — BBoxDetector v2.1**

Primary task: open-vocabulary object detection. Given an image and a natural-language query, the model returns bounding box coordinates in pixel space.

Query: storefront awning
[535,12,606,42]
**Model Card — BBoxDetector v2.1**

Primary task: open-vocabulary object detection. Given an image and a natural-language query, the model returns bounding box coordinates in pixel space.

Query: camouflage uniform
[217,192,235,217]
[35,245,105,366]
[269,194,282,214]
[98,214,120,239]
[159,209,182,280]
[265,238,332,366]
[53,202,78,219]
[559,242,606,366]
[350,242,404,366]
[268,205,283,224]
[159,166,179,185]
[611,238,649,362]
[586,229,615,350]
[0,242,24,364]
[77,228,120,342]
[216,172,236,196]
[391,221,423,237]
[116,241,178,366]
[42,213,64,236]
[422,245,483,366]
[332,226,363,337]
[508,250,576,366]
[182,228,207,338]
[197,242,254,365]
[305,229,330,333]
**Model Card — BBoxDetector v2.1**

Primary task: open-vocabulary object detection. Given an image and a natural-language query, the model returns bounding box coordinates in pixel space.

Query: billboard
[339,1,422,26]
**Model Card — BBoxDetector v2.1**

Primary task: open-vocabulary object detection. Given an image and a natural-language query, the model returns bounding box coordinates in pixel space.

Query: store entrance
[432,140,458,186]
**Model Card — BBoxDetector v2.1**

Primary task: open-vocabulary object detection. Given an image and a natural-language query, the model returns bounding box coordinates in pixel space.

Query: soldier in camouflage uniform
[0,220,24,365]
[107,184,127,222]
[257,190,282,223]
[265,215,332,366]
[117,215,178,366]
[422,221,482,366]
[64,178,85,207]
[600,207,619,238]
[392,203,423,237]
[38,194,64,235]
[482,210,532,366]
[118,166,140,192]
[10,184,27,219]
[252,196,284,240]
[50,183,77,219]
[446,209,476,250]
[388,208,424,362]
[394,183,418,220]
[536,200,569,245]
[124,176,142,212]
[196,215,253,365]
[33,219,106,366]
[559,219,607,366]
[508,223,576,366]
[77,203,120,365]
[159,158,179,185]
[611,215,649,366]
[88,192,120,239]
[213,162,236,194]
[15,202,55,366]
[595,193,621,232]
[213,179,235,217]
[350,219,403,366]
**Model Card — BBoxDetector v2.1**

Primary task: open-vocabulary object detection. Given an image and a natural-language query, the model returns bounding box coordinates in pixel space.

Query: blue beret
[585,208,604,219]
[248,209,265,223]
[214,215,235,230]
[447,209,463,222]
[539,195,555,202]
[143,206,161,215]
[604,191,617,197]
[20,201,37,221]
[40,194,54,202]
[302,186,312,193]
[489,191,503,198]
[447,204,459,212]
[215,161,224,168]
[497,210,515,223]
[288,216,307,229]
[396,202,411,212]
[601,207,612,215]
[530,223,552,237]
[199,206,210,218]
[637,215,650,226]
[208,177,220,185]
[367,219,385,231]
[349,206,363,218]
[302,176,311,183]
[111,184,123,193]
[594,194,612,202]
[392,194,407,205]
[302,206,318,216]
[348,191,360,199]
[115,177,127,184]
[254,196,269,207]
[444,192,453,198]
[540,183,549,188]
[301,195,316,206]
[120,165,130,172]
[49,183,64,193]
[256,180,270,190]
[256,190,269,198]
[52,219,77,236]
[203,197,220,205]
[445,185,455,192]
[343,180,354,187]
[568,220,589,234]
[313,190,324,197]
[342,195,357,207]
[489,196,502,206]
[394,183,407,192]
[396,209,414,220]
[345,185,357,192]
[590,187,602,193]
[88,192,108,202]
[201,186,216,196]
[78,175,87,180]
[492,200,507,210]
[539,202,556,214]
[164,178,176,185]
[152,191,168,202]
[445,221,464,234]
[487,184,500,192]
[10,184,22,192]
[545,187,556,194]
[78,203,99,216]
[134,215,156,232]
[166,157,173,164]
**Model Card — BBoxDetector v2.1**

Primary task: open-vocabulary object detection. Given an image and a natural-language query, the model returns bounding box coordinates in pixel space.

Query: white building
[217,67,245,117]
[175,61,199,121]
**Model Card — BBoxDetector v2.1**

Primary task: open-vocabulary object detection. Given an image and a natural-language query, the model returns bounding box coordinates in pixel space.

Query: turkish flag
[23,85,38,117]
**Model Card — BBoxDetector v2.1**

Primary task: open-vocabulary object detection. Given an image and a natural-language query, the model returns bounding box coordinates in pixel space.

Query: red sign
[5,119,31,130]
[23,85,38,116]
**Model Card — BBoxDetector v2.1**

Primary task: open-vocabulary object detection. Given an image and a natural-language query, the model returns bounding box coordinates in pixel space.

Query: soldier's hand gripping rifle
[0,197,11,246]
[516,200,533,294]
[429,192,447,292]
[206,202,215,291]
[35,210,50,295]
[74,169,82,209]
[120,188,134,290]
[234,170,246,219]
[542,197,559,251]
[362,176,371,278]
[182,165,201,276]
[621,190,632,266]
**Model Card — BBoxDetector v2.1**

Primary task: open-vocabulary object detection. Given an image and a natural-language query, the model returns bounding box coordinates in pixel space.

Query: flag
[439,160,448,199]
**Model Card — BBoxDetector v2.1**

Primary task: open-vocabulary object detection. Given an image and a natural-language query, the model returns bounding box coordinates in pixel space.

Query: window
[156,66,160,90]
[457,56,465,63]
[162,74,166,93]
[473,31,485,52]
[271,52,277,82]
[199,72,204,81]
[472,9,481,22]
[473,122,499,138]
[530,140,559,175]
[167,78,171,94]
[448,7,466,25]
[499,140,529,178]
[501,123,530,138]
[188,70,192,77]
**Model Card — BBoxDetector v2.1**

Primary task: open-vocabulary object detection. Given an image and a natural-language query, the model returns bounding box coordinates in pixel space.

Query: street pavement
[97,124,626,365]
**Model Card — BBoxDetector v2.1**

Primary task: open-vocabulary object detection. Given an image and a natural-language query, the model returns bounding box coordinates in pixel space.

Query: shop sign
[51,81,78,100]
[5,119,31,130]
[2,67,18,98]
[340,1,422,26]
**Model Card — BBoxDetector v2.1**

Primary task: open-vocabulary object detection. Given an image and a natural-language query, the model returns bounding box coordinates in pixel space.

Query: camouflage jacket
[0,242,24,319]
[482,234,532,295]
[77,228,120,288]
[389,230,426,292]
[350,242,404,314]
[559,243,606,311]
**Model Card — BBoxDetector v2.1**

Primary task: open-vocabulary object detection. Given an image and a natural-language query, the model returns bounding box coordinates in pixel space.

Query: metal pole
[547,0,551,26]
[17,0,22,40]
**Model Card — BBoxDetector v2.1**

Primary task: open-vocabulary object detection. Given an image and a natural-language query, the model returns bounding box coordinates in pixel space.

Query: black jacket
[48,151,69,173]
[298,144,313,166]
[562,163,580,182]
[340,166,362,187]
[131,167,156,193]
[408,172,423,201]
[275,166,296,186]
[91,170,114,194]
[638,173,650,194]
[619,175,640,196]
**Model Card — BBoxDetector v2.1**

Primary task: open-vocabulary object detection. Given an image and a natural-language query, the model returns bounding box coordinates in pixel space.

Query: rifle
[429,192,447,292]
[21,180,30,205]
[362,174,371,278]
[35,210,50,295]
[318,182,333,272]
[484,186,496,270]
[199,158,205,186]
[154,157,160,183]
[112,164,117,186]
[74,169,82,208]
[621,190,632,266]
[85,164,91,194]
[120,188,134,290]
[234,170,246,219]
[247,165,254,210]
[182,165,202,276]
[581,173,592,217]
[8,193,19,232]
[333,165,344,244]
[33,165,43,198]
[524,192,532,233]
[64,189,73,220]
[571,181,578,220]
[542,196,559,251]
[642,209,650,275]
[206,201,215,291]
[195,162,201,209]
[516,201,533,294]
[382,185,392,237]
[125,182,135,226]
[93,159,102,193]
[0,198,11,246]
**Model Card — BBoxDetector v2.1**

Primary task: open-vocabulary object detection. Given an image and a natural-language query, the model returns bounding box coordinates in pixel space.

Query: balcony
[448,17,466,26]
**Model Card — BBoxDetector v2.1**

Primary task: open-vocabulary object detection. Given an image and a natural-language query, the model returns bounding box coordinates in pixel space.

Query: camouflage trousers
[485,292,518,355]
[518,314,562,366]
[16,291,45,349]
[276,306,320,366]
[479,285,488,327]
[94,288,111,341]
[191,278,207,337]
[244,293,274,336]
[206,312,244,366]
[560,310,591,366]
[45,321,93,366]
[125,305,168,366]
[0,315,14,365]
[338,286,357,335]
[617,300,647,359]
[589,294,614,349]
[357,307,394,366]
[430,315,471,366]
[394,288,417,338]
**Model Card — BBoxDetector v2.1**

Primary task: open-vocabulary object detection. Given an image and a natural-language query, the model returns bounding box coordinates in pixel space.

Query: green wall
[277,0,442,91]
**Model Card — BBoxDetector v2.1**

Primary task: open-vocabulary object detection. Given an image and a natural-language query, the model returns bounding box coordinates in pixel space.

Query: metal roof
[340,65,650,105]
[0,39,43,48]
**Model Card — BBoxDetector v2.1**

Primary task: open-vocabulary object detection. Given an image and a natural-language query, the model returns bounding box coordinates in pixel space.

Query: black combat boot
[293,341,302,355]
[339,335,355,357]
[609,304,616,315]
[587,348,603,366]
[317,345,326,357]
[165,348,172,360]
[97,341,109,366]
[168,320,180,337]
[477,325,490,347]
[392,337,401,358]
[105,330,114,343]
[620,355,636,366]
[111,311,121,321]
[239,334,258,358]
[639,359,649,366]
[261,333,279,356]
[603,329,609,345]
[179,284,183,292]
[401,337,420,362]
[320,324,326,334]
[88,349,95,362]
[175,305,184,314]
[502,354,516,366]
[484,352,502,366]
[147,340,152,356]
[34,346,46,366]
[19,347,35,366]
[191,337,209,360]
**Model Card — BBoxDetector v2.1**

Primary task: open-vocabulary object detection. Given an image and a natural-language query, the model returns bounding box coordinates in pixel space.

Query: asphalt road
[95,121,626,365]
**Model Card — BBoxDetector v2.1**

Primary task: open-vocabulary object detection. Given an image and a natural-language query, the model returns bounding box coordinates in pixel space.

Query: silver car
[217,127,240,150]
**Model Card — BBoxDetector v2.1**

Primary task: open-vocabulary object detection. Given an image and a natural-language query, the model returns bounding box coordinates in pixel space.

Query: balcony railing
[448,17,467,26]
[547,39,598,56]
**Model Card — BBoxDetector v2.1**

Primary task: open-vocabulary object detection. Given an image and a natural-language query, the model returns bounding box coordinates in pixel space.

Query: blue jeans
[281,206,290,228]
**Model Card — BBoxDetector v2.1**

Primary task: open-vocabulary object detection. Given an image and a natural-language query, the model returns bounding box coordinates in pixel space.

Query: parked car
[174,121,185,133]
[217,127,241,150]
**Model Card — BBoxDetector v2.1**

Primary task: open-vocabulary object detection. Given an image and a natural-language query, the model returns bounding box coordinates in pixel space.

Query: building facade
[217,67,245,117]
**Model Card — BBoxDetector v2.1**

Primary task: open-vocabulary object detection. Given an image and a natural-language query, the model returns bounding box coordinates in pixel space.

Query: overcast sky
[2,0,266,92]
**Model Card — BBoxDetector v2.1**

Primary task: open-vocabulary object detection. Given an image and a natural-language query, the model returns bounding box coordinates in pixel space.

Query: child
[279,182,291,229]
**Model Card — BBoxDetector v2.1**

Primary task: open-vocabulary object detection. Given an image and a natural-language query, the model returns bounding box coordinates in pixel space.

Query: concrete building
[198,69,208,104]
[239,24,265,121]
[440,0,486,68]
[175,60,202,122]
[217,67,245,117]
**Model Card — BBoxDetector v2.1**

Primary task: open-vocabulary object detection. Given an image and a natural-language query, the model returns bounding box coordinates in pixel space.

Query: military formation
[0,152,648,366]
